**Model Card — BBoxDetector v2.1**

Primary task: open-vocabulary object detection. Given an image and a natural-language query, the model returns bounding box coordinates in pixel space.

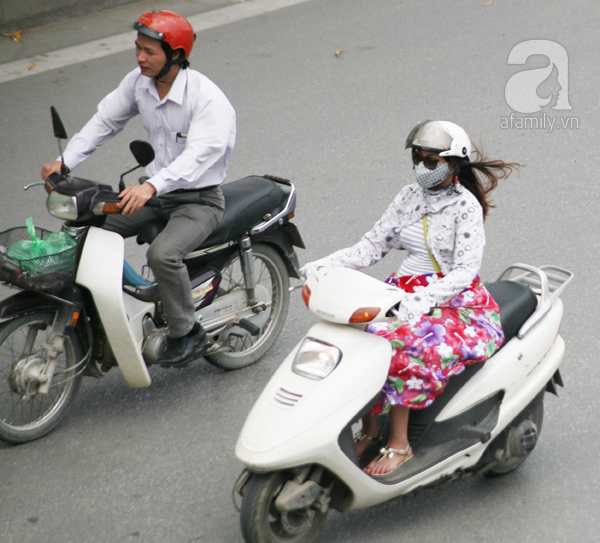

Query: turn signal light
[102,201,122,214]
[349,307,380,323]
[302,285,311,307]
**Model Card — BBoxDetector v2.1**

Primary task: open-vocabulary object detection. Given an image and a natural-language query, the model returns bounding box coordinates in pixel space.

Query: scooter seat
[485,280,538,342]
[135,176,284,248]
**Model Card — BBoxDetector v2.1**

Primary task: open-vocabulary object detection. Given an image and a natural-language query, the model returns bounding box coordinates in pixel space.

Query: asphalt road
[0,1,598,542]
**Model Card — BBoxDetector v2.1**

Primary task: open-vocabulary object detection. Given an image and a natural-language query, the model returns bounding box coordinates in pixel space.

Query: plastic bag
[6,218,76,274]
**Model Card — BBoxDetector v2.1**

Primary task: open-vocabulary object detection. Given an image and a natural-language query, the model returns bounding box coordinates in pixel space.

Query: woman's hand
[119,183,157,215]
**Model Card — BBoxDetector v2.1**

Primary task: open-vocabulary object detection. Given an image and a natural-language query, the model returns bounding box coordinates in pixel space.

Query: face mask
[414,161,451,189]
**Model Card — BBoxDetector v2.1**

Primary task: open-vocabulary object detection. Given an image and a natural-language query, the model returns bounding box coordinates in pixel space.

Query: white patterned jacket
[300,182,486,324]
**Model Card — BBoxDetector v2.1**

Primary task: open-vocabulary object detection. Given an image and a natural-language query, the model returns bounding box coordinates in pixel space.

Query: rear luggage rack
[496,264,574,337]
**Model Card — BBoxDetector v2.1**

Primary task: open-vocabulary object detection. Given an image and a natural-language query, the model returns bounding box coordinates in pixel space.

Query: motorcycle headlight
[47,191,78,220]
[292,338,342,380]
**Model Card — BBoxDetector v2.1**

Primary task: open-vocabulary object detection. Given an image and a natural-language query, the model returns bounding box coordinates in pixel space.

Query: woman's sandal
[366,446,413,478]
[353,431,382,459]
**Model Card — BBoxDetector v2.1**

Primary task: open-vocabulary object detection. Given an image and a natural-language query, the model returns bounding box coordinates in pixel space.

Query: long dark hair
[450,145,520,219]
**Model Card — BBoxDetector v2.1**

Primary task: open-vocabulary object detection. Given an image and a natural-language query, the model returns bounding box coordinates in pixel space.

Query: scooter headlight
[292,338,342,380]
[47,191,78,220]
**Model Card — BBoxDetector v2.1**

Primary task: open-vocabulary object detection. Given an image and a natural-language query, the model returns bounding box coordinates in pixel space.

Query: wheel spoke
[205,245,290,370]
[0,313,83,441]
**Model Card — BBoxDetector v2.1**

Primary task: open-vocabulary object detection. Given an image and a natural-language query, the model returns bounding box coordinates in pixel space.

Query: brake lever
[23,181,46,191]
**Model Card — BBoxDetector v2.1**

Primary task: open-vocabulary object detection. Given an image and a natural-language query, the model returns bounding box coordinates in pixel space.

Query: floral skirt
[366,273,504,413]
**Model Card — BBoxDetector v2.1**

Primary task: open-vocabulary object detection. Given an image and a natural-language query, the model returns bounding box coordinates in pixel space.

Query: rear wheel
[205,244,290,370]
[485,401,544,477]
[0,312,84,443]
[240,471,328,543]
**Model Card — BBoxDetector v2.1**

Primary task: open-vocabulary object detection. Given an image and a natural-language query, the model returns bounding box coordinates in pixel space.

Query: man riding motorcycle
[41,10,237,367]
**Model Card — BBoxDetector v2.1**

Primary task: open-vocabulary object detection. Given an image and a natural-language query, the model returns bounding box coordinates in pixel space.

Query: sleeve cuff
[146,175,167,196]
[399,292,437,325]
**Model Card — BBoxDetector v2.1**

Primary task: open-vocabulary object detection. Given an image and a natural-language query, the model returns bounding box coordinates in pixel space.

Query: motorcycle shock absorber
[239,235,258,307]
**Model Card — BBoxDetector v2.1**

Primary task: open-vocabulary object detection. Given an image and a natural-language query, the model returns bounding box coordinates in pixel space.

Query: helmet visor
[132,21,166,41]
[405,120,454,153]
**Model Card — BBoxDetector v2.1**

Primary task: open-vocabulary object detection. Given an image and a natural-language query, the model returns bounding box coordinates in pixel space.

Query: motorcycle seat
[485,280,538,342]
[135,176,285,248]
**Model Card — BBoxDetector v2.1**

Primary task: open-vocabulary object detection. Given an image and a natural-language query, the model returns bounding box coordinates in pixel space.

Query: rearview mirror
[50,106,68,140]
[129,140,155,167]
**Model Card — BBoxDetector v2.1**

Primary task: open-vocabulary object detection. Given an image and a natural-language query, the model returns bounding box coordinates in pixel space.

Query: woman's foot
[365,443,413,476]
[353,431,381,458]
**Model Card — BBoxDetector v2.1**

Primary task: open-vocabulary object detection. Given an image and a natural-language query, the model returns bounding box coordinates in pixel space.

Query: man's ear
[173,49,182,61]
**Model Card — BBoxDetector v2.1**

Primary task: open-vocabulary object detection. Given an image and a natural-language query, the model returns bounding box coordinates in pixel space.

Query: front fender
[0,290,63,323]
[0,289,91,360]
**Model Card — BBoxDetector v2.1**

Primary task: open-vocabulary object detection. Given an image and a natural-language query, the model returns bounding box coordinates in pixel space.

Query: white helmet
[405,120,472,161]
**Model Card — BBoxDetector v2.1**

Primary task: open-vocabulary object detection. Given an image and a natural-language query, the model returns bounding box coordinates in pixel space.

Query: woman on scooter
[300,120,519,477]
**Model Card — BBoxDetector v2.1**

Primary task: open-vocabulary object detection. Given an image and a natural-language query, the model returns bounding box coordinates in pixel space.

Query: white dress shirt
[62,67,236,196]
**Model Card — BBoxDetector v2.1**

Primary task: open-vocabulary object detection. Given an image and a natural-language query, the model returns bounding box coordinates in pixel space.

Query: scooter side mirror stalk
[119,140,156,192]
[118,164,142,193]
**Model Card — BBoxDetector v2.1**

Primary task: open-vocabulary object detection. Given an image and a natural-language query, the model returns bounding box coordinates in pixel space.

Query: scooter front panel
[237,322,391,457]
[76,227,151,388]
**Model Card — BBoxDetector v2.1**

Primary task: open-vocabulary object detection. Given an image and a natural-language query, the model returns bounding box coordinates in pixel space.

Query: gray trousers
[105,187,225,338]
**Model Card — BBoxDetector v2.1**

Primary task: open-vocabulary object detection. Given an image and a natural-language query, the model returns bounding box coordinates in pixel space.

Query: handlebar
[47,171,68,185]
[39,171,69,193]
[144,198,163,208]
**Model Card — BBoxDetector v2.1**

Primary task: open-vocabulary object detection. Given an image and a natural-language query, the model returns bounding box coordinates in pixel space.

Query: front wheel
[0,312,84,443]
[205,244,290,370]
[240,471,328,543]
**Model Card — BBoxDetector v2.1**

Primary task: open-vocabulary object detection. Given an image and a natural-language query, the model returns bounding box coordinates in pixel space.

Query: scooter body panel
[438,299,563,421]
[76,227,152,388]
[123,292,155,347]
[237,321,391,455]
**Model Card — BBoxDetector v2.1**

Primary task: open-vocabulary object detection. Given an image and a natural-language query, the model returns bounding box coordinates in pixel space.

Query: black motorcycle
[0,107,304,443]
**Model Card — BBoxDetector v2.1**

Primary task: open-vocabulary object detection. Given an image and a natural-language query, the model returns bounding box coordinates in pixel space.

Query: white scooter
[234,264,573,543]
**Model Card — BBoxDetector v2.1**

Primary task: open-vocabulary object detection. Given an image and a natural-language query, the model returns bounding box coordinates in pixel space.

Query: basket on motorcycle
[0,226,77,292]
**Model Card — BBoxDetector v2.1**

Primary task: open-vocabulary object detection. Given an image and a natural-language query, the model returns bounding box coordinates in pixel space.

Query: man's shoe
[158,327,207,367]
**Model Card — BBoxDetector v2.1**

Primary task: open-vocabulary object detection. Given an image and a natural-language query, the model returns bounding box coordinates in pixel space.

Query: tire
[485,401,544,477]
[0,312,84,444]
[240,471,328,543]
[205,244,290,370]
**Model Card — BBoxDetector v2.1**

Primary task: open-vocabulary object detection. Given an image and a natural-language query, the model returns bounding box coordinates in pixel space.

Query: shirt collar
[164,68,187,105]
[139,67,187,105]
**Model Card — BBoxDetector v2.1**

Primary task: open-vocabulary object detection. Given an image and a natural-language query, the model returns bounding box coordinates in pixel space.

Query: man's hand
[41,161,63,180]
[119,183,157,215]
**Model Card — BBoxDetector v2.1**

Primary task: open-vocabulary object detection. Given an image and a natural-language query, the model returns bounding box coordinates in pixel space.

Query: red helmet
[133,10,195,59]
